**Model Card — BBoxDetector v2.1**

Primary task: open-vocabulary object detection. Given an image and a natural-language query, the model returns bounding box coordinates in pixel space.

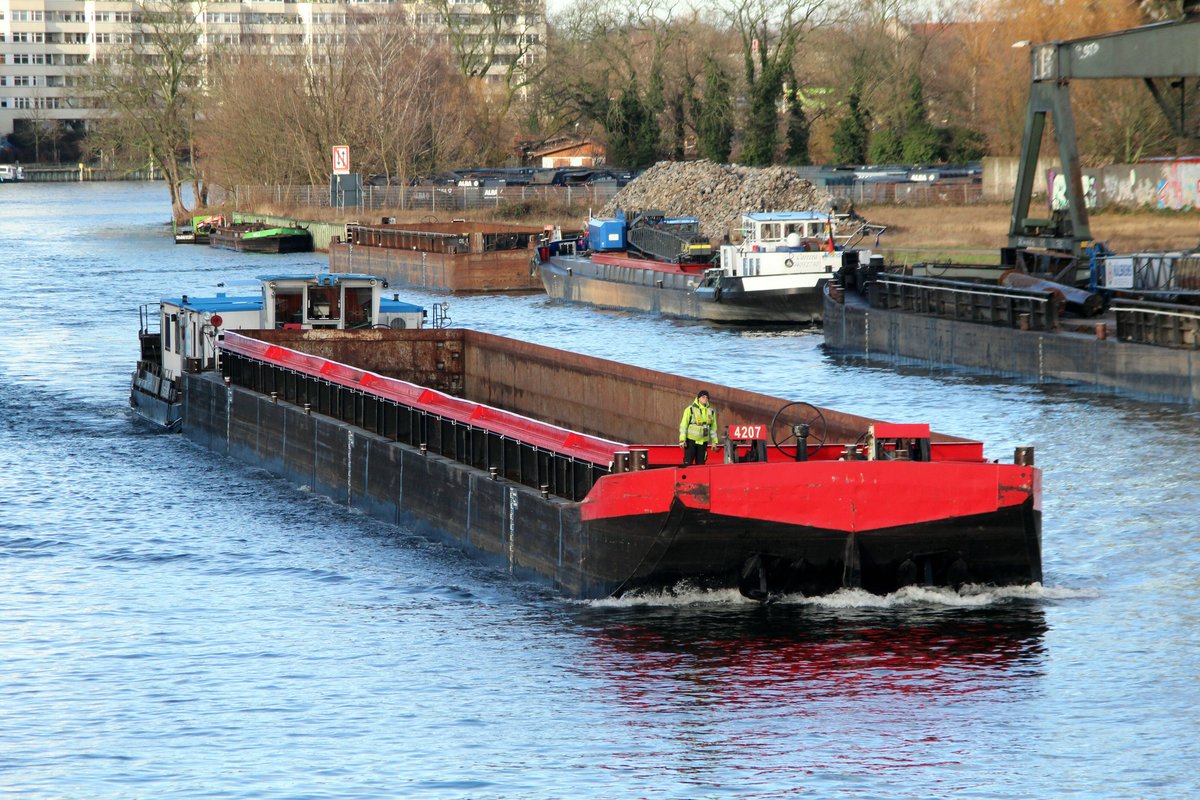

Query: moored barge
[538,211,884,324]
[174,327,1042,600]
[330,220,546,292]
[210,221,313,253]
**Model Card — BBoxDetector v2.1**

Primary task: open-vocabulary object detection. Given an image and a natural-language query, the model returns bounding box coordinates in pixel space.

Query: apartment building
[0,0,545,148]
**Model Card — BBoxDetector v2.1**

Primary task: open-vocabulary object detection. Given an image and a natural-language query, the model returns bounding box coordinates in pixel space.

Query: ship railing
[839,221,888,250]
[1113,298,1200,350]
[133,360,179,403]
[869,274,1059,331]
[218,345,612,502]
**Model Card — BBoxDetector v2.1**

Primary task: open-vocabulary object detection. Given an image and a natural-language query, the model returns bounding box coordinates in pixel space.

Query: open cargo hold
[193,328,1042,600]
[330,221,546,292]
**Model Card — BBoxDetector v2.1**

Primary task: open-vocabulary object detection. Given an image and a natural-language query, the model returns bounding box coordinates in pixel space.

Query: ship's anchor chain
[769,401,827,460]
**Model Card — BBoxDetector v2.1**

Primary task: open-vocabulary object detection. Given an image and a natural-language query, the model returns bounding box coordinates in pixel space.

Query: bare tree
[85,1,207,220]
[14,95,66,163]
[202,9,484,188]
[426,0,546,161]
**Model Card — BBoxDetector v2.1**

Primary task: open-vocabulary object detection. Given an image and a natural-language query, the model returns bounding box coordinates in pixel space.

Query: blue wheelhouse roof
[256,272,387,285]
[162,274,420,314]
[163,293,262,313]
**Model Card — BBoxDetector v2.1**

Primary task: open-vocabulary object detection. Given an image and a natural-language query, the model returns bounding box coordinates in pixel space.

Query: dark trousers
[682,441,710,467]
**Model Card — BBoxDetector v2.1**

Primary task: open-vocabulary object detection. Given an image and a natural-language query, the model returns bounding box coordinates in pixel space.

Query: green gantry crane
[1006,2,1200,277]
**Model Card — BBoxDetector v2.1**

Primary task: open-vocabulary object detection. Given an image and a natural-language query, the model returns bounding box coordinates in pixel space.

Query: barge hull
[209,233,312,253]
[186,371,1039,599]
[824,287,1200,406]
[174,329,1044,599]
[588,502,1041,597]
[183,372,650,598]
[541,256,822,323]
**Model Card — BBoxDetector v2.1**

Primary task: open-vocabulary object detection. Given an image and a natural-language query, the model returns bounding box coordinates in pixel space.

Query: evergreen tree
[741,60,785,166]
[832,82,869,165]
[900,125,942,163]
[670,87,687,160]
[942,126,987,163]
[694,56,733,163]
[868,128,904,164]
[899,75,943,163]
[783,80,810,166]
[607,76,660,169]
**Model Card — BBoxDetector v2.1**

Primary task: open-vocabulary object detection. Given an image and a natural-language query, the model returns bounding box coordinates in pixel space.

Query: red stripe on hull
[582,460,1038,532]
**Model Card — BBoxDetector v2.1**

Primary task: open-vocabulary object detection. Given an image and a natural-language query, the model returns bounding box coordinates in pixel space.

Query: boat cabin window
[344,286,373,329]
[307,285,340,323]
[759,222,782,241]
[274,290,303,327]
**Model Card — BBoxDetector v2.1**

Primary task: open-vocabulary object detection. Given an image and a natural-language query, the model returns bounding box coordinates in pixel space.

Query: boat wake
[585,582,1096,609]
[781,582,1097,609]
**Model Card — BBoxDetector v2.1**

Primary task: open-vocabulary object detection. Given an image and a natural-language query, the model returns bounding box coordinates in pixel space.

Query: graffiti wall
[987,157,1199,211]
[1155,160,1200,211]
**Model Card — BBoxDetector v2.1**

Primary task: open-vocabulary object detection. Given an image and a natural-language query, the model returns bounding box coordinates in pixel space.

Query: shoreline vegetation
[69,2,1191,224]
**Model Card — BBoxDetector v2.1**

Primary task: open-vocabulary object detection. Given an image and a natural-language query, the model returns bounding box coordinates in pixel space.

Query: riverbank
[232,201,1197,261]
[867,203,1199,261]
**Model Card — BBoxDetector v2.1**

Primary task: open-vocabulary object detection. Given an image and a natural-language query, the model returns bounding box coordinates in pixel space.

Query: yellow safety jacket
[679,401,719,445]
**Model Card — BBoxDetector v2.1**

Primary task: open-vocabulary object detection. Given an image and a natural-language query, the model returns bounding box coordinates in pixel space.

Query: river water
[1,182,1197,799]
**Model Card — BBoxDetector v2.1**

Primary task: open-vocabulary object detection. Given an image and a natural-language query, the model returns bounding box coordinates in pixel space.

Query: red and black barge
[191,328,1041,600]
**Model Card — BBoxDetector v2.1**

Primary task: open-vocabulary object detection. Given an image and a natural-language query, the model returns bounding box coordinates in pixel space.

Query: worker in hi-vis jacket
[679,390,719,467]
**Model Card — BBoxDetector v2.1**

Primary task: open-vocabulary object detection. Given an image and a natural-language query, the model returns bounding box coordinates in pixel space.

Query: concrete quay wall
[823,295,1200,407]
[181,372,595,596]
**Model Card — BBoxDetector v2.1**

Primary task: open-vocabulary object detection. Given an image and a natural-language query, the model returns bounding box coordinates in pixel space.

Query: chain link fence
[828,180,984,206]
[206,177,984,216]
[206,183,624,215]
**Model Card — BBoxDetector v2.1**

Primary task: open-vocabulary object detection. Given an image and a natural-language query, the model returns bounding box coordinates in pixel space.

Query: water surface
[0,182,1196,798]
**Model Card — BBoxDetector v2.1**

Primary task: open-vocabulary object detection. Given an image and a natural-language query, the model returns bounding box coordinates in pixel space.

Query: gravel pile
[600,160,837,241]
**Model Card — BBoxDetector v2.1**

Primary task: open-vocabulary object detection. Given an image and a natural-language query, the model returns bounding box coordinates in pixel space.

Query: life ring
[784,258,794,268]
